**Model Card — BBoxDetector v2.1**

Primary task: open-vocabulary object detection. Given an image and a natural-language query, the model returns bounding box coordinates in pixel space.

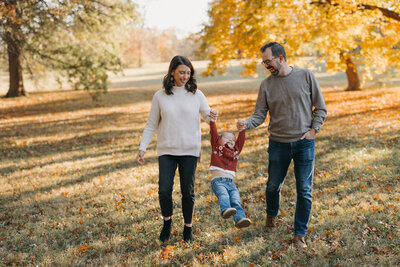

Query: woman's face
[172,64,191,87]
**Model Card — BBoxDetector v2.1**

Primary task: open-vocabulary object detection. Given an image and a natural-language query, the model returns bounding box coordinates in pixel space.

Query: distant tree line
[122,26,201,68]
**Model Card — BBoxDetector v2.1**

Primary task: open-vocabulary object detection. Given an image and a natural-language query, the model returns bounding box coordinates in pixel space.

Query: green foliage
[0,0,137,93]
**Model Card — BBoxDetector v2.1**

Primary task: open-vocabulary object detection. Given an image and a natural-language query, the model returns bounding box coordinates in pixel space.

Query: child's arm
[210,120,219,146]
[235,129,246,152]
[235,121,246,152]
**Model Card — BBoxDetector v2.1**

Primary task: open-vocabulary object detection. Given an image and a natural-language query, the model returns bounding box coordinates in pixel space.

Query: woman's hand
[137,150,145,165]
[209,109,218,121]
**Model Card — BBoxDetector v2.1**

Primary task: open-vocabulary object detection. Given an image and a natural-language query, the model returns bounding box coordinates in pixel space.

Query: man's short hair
[260,42,286,61]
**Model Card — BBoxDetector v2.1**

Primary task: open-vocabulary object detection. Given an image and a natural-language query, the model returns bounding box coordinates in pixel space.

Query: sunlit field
[1,61,399,266]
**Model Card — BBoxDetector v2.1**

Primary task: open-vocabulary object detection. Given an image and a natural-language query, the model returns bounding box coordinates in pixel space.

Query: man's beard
[268,64,280,76]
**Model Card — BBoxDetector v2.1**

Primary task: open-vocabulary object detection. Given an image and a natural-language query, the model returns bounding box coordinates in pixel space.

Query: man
[237,42,327,248]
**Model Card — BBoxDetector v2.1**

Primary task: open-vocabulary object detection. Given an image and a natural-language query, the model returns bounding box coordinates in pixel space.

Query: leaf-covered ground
[1,64,399,266]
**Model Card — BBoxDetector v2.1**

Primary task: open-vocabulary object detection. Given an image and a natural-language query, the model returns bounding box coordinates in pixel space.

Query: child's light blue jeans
[211,177,246,222]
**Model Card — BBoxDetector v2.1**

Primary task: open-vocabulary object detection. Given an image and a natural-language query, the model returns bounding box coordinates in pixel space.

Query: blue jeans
[211,177,246,222]
[267,139,315,237]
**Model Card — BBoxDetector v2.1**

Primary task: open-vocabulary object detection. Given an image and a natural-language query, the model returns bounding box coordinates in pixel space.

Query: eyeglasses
[261,57,277,66]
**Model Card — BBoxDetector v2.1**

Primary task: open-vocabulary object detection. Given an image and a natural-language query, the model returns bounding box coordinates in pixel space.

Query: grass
[0,62,399,266]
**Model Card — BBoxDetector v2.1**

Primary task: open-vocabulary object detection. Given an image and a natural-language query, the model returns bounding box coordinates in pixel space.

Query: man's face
[261,48,281,76]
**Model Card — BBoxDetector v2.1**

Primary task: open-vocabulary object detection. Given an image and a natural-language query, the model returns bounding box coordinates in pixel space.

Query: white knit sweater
[139,86,211,157]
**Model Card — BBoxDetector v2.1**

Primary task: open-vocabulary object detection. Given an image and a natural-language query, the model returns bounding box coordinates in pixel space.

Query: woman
[137,55,217,242]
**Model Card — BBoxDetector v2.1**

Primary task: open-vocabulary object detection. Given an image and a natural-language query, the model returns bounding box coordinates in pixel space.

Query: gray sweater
[246,67,327,142]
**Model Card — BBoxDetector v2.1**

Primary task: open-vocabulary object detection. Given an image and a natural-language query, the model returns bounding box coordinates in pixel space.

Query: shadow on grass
[1,129,397,265]
[0,88,157,119]
[0,112,144,138]
[0,157,138,202]
[323,89,400,106]
[0,189,162,264]
[1,70,399,265]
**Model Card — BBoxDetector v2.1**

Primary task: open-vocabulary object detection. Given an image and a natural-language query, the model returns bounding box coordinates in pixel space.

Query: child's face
[221,132,235,149]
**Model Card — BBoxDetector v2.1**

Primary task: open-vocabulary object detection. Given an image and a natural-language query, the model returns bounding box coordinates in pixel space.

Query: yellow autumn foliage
[198,0,400,88]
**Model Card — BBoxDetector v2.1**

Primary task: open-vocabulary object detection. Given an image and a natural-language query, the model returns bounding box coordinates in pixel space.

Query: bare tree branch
[360,4,400,22]
[310,1,400,22]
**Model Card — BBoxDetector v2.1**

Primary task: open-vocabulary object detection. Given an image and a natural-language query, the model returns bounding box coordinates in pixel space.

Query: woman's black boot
[183,225,193,242]
[159,219,172,242]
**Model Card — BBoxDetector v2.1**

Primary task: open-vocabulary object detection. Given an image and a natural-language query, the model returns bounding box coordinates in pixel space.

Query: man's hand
[237,119,247,131]
[209,109,218,121]
[300,129,317,140]
[137,150,145,165]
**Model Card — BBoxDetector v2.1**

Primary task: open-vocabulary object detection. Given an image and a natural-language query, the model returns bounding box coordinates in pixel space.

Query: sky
[134,0,212,38]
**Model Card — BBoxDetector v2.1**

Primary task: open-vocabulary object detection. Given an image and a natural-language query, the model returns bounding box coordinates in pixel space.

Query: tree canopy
[0,0,137,97]
[198,0,400,90]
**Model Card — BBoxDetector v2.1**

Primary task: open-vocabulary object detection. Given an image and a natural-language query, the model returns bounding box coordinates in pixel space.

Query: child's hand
[209,109,218,121]
[237,120,246,131]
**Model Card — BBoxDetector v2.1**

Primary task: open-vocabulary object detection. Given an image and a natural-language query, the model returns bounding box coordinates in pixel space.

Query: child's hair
[220,131,235,138]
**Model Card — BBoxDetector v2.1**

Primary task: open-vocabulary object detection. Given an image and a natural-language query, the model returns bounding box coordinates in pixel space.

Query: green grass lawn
[0,63,399,266]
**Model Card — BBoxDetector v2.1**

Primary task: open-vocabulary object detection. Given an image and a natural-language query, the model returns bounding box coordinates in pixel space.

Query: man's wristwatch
[313,126,320,133]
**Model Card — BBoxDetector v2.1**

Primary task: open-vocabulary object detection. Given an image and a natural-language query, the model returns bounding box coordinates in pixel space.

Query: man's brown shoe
[293,235,307,248]
[265,215,276,228]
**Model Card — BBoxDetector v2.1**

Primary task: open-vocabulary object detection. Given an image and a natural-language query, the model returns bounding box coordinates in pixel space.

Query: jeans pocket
[211,180,222,194]
[299,141,315,161]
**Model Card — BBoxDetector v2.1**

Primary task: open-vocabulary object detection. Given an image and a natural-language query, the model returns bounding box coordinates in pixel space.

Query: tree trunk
[344,56,361,91]
[138,41,142,68]
[5,30,26,97]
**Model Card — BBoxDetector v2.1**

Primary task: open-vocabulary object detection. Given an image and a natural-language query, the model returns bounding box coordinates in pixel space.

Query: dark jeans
[266,139,315,237]
[158,155,198,224]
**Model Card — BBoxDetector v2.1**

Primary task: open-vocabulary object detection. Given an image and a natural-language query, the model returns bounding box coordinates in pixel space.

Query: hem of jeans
[294,232,306,237]
[266,212,278,217]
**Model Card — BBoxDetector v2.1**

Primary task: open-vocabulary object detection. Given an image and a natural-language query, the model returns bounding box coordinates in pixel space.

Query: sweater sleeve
[308,71,327,129]
[246,81,269,130]
[197,89,211,124]
[210,121,219,146]
[235,130,246,153]
[139,91,161,152]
